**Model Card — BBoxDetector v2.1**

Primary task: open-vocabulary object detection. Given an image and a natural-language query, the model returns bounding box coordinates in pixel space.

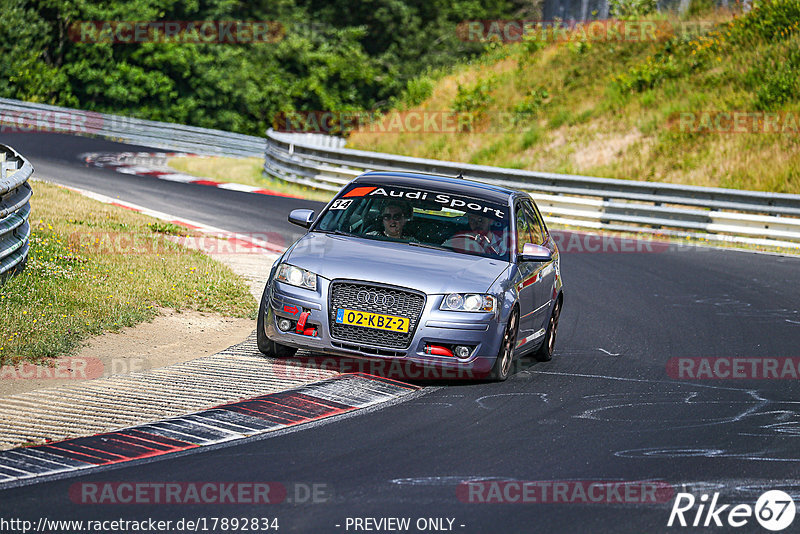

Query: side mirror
[288,209,315,228]
[519,243,552,262]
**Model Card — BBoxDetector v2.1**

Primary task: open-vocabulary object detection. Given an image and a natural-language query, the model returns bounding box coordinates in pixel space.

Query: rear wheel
[490,308,519,381]
[534,296,561,362]
[257,292,297,358]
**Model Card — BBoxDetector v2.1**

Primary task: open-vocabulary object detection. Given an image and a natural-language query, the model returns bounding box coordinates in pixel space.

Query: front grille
[329,281,426,349]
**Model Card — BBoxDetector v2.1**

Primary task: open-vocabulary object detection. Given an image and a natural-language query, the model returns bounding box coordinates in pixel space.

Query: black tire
[257,292,297,358]
[490,308,519,381]
[534,296,561,362]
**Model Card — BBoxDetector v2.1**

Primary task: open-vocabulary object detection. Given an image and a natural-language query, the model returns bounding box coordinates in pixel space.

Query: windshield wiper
[315,229,357,237]
[407,242,451,252]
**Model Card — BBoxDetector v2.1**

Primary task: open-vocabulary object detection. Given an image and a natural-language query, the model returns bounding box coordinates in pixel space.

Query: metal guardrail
[1,97,796,249]
[0,145,33,276]
[263,129,800,248]
[0,98,265,158]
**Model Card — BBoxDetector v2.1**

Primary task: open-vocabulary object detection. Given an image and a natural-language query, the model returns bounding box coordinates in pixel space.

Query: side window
[523,202,545,245]
[530,202,549,241]
[515,203,533,253]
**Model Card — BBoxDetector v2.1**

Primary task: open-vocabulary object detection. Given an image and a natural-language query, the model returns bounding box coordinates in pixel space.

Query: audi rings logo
[357,291,395,308]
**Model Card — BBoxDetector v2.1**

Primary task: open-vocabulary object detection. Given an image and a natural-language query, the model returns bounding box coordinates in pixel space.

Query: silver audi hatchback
[257,171,563,380]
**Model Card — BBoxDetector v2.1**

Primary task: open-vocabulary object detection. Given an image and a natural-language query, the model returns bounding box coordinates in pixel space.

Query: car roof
[353,171,520,204]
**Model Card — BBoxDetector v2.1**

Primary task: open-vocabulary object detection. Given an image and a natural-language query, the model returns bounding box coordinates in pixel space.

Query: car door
[524,200,556,332]
[516,200,554,348]
[514,201,539,346]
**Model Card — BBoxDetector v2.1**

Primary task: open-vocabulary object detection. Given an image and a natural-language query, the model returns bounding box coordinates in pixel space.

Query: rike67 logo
[668,490,796,531]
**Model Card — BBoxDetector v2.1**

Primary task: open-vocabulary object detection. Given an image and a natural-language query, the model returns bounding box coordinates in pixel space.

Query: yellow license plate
[335,308,410,333]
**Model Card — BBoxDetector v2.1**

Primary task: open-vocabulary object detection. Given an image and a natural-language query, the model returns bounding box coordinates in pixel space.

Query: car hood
[285,233,509,294]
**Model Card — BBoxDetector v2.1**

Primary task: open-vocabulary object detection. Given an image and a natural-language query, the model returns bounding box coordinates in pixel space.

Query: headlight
[440,293,496,312]
[276,263,317,291]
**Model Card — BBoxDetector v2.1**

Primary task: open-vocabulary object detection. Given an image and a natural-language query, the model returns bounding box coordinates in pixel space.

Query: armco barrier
[0,98,345,157]
[263,129,800,249]
[0,98,264,157]
[0,145,33,276]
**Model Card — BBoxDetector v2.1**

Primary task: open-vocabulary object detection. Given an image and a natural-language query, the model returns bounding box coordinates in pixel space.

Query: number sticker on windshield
[330,199,353,210]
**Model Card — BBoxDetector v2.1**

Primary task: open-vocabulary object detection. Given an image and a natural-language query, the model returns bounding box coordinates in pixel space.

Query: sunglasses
[382,213,405,221]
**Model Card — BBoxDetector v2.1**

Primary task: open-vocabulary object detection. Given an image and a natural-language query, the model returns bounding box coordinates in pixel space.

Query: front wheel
[490,308,519,381]
[257,292,297,358]
[534,297,561,362]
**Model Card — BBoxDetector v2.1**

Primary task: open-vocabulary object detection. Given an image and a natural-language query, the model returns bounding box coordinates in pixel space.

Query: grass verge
[0,180,256,364]
[167,156,335,202]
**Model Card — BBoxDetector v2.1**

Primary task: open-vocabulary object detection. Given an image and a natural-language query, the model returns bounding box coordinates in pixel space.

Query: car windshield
[314,183,511,261]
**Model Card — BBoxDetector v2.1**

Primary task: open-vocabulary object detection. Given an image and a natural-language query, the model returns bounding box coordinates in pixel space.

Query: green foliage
[686,0,716,17]
[612,54,682,93]
[520,125,541,149]
[547,109,572,128]
[566,40,592,55]
[610,0,800,113]
[0,0,73,103]
[147,222,189,236]
[452,77,496,113]
[513,86,550,118]
[468,140,504,164]
[0,0,522,135]
[608,0,657,18]
[749,41,800,110]
[523,33,546,56]
[397,76,435,109]
[726,0,800,45]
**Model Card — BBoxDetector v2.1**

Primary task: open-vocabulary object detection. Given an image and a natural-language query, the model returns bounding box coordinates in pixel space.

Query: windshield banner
[340,185,507,220]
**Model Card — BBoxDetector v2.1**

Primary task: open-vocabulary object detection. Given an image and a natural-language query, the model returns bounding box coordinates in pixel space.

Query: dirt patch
[572,129,644,170]
[0,308,255,398]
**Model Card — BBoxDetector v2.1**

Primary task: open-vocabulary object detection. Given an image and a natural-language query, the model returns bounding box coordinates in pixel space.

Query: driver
[446,214,507,255]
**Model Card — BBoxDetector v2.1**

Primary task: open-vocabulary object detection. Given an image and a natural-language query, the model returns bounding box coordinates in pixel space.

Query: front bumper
[263,278,506,375]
